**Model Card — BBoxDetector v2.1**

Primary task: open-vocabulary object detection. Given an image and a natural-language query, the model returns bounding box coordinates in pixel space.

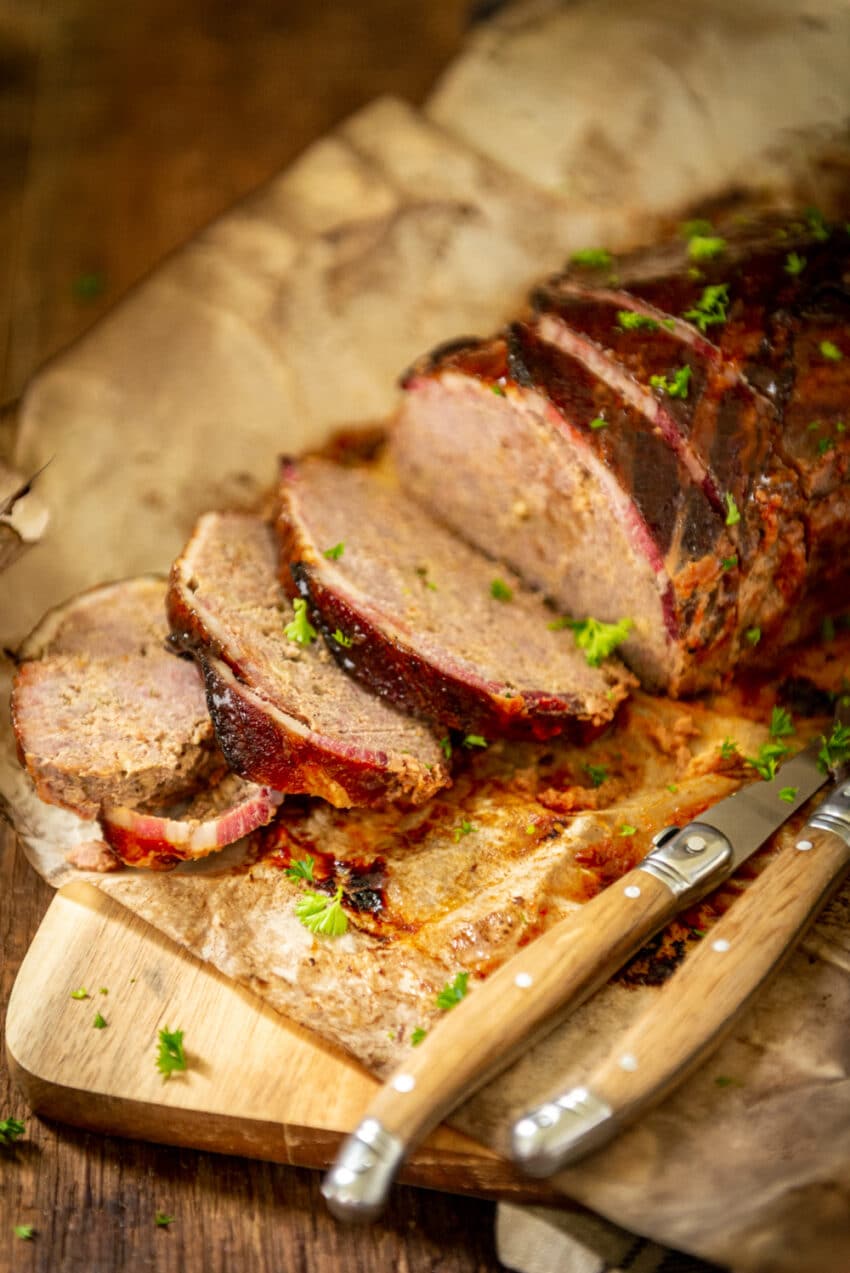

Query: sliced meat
[11,578,223,818]
[395,215,850,693]
[276,457,634,738]
[167,512,449,807]
[101,773,283,870]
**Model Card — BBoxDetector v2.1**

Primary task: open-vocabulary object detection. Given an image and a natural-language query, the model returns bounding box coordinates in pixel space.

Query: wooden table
[0,3,511,1268]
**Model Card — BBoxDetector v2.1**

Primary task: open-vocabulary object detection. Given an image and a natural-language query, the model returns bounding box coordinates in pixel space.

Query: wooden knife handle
[322,861,691,1220]
[512,822,850,1175]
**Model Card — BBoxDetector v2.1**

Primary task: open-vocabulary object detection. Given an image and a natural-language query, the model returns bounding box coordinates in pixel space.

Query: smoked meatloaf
[394,216,850,694]
[276,456,634,740]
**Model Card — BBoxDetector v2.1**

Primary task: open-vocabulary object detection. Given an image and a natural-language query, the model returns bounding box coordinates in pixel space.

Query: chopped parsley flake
[564,615,633,666]
[649,365,692,399]
[805,207,830,241]
[70,987,89,1000]
[779,787,798,803]
[667,782,679,794]
[822,616,836,641]
[618,823,637,837]
[589,416,608,430]
[99,987,108,996]
[440,736,452,761]
[687,235,726,261]
[436,971,469,1011]
[784,251,806,276]
[415,565,437,591]
[284,598,318,646]
[714,1075,741,1088]
[720,738,738,760]
[819,340,843,362]
[683,283,730,332]
[584,763,608,788]
[721,555,738,571]
[490,578,513,602]
[680,218,713,240]
[617,310,659,332]
[411,1027,427,1047]
[745,740,789,782]
[724,493,741,526]
[295,886,348,937]
[818,436,835,456]
[93,1013,107,1030]
[525,823,537,834]
[462,734,488,749]
[331,628,353,647]
[570,247,613,268]
[156,1027,187,1080]
[14,1225,34,1241]
[323,542,345,561]
[453,820,476,842]
[155,1213,175,1228]
[769,706,795,739]
[492,383,506,397]
[285,856,315,882]
[745,627,761,646]
[0,1117,26,1145]
[818,720,850,773]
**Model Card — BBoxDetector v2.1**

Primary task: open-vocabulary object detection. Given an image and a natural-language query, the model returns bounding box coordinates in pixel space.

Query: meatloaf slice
[12,578,222,818]
[276,456,634,737]
[167,512,449,807]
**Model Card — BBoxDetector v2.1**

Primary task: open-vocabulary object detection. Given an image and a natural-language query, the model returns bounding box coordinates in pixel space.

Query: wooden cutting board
[4,880,560,1204]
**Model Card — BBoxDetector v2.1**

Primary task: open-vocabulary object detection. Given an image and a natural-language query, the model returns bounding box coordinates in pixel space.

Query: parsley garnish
[778,787,798,803]
[680,218,713,240]
[720,737,738,760]
[436,972,469,1011]
[155,1213,175,1228]
[410,1027,428,1047]
[453,820,476,842]
[285,856,315,882]
[784,251,806,276]
[667,782,679,794]
[70,987,88,1000]
[14,1225,34,1241]
[570,247,612,268]
[331,628,353,647]
[683,283,729,332]
[284,598,317,646]
[93,1013,107,1030]
[618,823,637,837]
[649,365,692,399]
[491,383,506,397]
[440,736,452,760]
[415,565,437,591]
[818,721,850,773]
[822,616,836,641]
[462,734,488,749]
[769,706,794,739]
[490,578,513,602]
[819,340,843,362]
[687,235,726,261]
[805,207,829,241]
[0,1117,25,1145]
[589,416,608,430]
[156,1027,187,1080]
[721,555,738,571]
[745,627,761,646]
[724,493,740,526]
[745,740,789,781]
[617,311,659,332]
[714,1075,741,1089]
[73,272,105,302]
[99,987,109,996]
[295,886,348,937]
[323,542,345,561]
[584,763,608,788]
[563,615,633,666]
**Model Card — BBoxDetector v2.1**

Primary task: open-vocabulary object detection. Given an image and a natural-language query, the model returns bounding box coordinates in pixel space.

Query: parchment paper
[3,4,850,1269]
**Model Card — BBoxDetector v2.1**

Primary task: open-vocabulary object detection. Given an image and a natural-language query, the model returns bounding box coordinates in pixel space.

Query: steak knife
[511,758,850,1174]
[322,719,843,1221]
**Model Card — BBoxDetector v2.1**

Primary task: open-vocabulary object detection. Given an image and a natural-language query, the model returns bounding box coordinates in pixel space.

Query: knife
[511,740,850,1175]
[322,713,843,1221]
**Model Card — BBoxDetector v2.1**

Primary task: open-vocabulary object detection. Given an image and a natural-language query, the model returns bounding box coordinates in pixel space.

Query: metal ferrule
[511,1087,614,1177]
[321,1119,405,1222]
[809,779,850,844]
[638,821,734,902]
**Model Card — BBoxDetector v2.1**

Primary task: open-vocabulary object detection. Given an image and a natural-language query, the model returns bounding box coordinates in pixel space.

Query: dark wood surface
[0,3,512,1269]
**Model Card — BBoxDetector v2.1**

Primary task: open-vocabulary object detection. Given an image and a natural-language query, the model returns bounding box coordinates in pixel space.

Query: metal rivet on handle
[514,972,533,988]
[712,938,731,952]
[392,1074,415,1093]
[619,1053,638,1071]
[796,839,813,852]
[624,884,641,898]
[685,834,706,853]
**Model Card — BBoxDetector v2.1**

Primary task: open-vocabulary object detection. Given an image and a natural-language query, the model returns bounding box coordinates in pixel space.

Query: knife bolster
[638,822,734,903]
[809,781,850,845]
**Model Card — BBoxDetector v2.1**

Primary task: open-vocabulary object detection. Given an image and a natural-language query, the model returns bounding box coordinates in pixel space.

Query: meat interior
[279,456,633,725]
[395,373,677,689]
[11,578,221,818]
